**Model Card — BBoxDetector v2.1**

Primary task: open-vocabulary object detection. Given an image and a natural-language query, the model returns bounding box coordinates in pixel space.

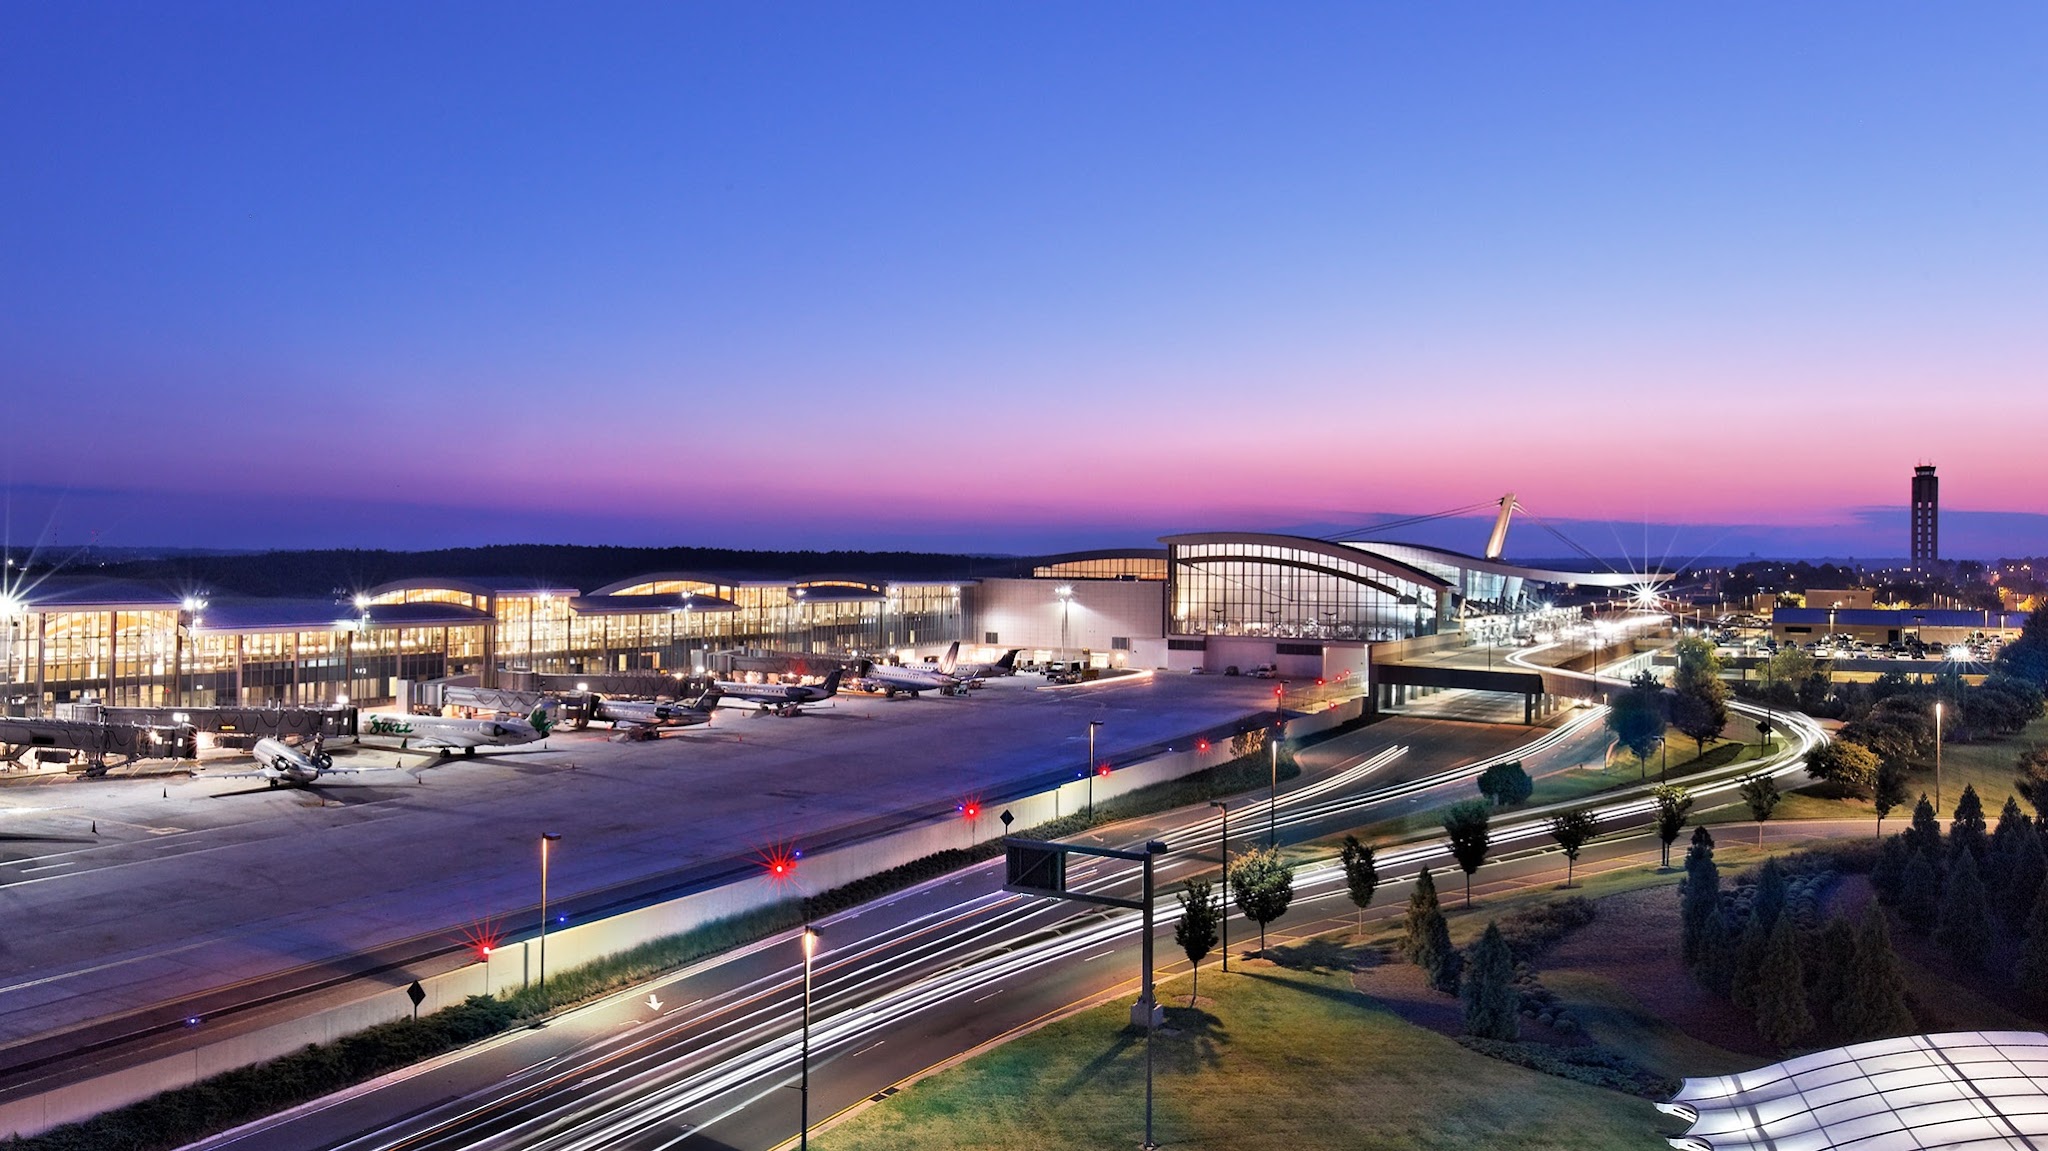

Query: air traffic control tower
[1911,464,1939,570]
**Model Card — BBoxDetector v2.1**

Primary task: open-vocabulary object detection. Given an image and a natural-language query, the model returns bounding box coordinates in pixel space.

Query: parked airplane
[939,643,1021,681]
[854,657,963,698]
[706,668,844,716]
[578,693,713,739]
[357,704,554,754]
[218,737,372,787]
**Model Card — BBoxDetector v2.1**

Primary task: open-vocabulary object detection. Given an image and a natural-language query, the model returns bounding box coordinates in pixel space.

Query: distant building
[1911,464,1939,569]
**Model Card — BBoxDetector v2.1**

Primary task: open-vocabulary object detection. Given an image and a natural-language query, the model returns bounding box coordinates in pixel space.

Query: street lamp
[800,924,820,1151]
[1087,719,1103,820]
[1209,800,1229,973]
[1934,701,1944,812]
[538,832,561,1011]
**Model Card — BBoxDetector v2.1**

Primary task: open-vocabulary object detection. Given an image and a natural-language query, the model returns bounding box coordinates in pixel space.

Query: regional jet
[580,693,714,740]
[706,668,844,716]
[217,737,373,788]
[853,658,963,698]
[939,643,1020,681]
[357,704,555,754]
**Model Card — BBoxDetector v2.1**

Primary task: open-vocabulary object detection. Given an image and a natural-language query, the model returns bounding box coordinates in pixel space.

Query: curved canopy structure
[1661,1031,2048,1150]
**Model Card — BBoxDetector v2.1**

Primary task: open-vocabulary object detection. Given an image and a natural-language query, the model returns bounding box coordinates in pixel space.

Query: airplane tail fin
[822,668,844,695]
[995,649,1019,671]
[530,703,555,736]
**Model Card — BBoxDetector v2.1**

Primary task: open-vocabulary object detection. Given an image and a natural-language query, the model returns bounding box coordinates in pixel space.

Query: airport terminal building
[0,533,1648,713]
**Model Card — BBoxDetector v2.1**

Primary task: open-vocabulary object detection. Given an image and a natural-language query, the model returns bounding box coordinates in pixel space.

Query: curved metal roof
[365,576,580,600]
[1343,540,1670,590]
[1662,1031,2048,1150]
[1160,532,1452,590]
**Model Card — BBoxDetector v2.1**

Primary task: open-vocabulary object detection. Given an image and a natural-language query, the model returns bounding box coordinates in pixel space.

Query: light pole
[1056,585,1073,670]
[539,831,561,1011]
[1269,683,1286,846]
[800,924,819,1151]
[1087,719,1103,820]
[1934,701,1944,812]
[1209,800,1229,973]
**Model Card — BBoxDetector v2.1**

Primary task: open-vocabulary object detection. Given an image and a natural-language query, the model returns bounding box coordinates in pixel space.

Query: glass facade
[1031,556,1168,581]
[1168,537,1448,642]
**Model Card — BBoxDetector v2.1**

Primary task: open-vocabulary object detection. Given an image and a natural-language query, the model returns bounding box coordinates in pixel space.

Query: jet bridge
[0,716,198,775]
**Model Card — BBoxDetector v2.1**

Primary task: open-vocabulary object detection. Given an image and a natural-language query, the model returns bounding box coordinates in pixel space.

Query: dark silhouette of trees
[1805,740,1880,797]
[1899,850,1941,934]
[1874,761,1909,839]
[1753,917,1813,1049]
[1949,785,1990,865]
[1837,903,1914,1041]
[1934,849,1992,968]
[1606,672,1667,776]
[1476,760,1533,807]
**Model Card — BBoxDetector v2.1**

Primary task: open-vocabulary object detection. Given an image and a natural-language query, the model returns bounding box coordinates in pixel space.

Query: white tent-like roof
[1661,1031,2048,1150]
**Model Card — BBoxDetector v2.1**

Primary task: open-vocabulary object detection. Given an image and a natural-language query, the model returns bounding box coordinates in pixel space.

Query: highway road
[186,695,1826,1151]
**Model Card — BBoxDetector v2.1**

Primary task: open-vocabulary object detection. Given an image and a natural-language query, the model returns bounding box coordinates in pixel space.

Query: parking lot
[0,672,1285,1048]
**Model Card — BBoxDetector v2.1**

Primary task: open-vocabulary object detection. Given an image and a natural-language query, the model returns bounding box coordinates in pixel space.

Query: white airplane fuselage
[358,709,549,751]
[251,737,333,785]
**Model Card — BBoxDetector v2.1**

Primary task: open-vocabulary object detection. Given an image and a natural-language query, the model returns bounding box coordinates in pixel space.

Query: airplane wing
[397,731,484,750]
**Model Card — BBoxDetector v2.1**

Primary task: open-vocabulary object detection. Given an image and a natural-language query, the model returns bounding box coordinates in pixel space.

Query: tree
[1899,850,1941,935]
[1401,868,1460,993]
[1476,760,1534,807]
[1754,916,1814,1049]
[1442,799,1493,907]
[1606,671,1667,776]
[1739,774,1781,846]
[1871,834,1911,904]
[1805,740,1881,797]
[1731,915,1769,1014]
[1339,835,1379,934]
[1549,809,1599,888]
[2015,745,2048,822]
[1836,902,1914,1041]
[1949,784,1989,867]
[1808,915,1859,1030]
[1934,849,1993,968]
[1462,922,1519,1041]
[1987,796,2032,906]
[1873,761,1909,839]
[1680,827,1722,971]
[1173,878,1219,1005]
[1761,646,1817,698]
[1751,857,1788,935]
[1905,795,1942,859]
[1994,605,2048,689]
[2005,819,2048,930]
[1670,639,1730,757]
[2018,877,2048,1015]
[1652,783,1694,868]
[1227,845,1294,957]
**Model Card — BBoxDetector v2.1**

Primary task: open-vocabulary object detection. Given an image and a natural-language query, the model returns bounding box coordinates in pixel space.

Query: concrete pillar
[1524,693,1535,725]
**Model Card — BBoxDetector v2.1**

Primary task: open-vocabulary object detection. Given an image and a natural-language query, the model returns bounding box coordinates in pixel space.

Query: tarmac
[0,672,1284,1053]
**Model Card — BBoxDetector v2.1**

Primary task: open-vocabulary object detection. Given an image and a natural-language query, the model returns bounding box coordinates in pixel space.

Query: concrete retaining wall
[0,696,1364,1137]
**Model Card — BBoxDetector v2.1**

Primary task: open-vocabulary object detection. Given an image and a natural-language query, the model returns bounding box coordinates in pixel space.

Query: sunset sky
[3,3,2045,560]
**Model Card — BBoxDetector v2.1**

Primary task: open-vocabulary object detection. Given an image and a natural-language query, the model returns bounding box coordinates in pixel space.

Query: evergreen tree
[2006,821,2048,930]
[1462,921,1519,1040]
[1899,849,1941,935]
[2016,744,2048,821]
[1751,857,1788,936]
[1871,834,1911,905]
[2018,876,2048,1015]
[1402,868,1445,965]
[1753,916,1814,1049]
[1906,795,1942,858]
[1987,796,2031,907]
[1836,902,1914,1041]
[1173,879,1220,1005]
[1340,835,1379,934]
[1949,784,1989,864]
[1732,915,1769,1014]
[1934,848,1993,968]
[1680,829,1722,968]
[1696,906,1736,997]
[1807,915,1859,1034]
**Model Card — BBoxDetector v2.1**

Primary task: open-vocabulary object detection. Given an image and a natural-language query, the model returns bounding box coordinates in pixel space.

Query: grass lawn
[819,963,1678,1151]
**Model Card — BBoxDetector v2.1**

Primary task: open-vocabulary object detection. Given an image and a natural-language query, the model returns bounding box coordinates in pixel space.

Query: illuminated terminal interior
[0,534,1652,712]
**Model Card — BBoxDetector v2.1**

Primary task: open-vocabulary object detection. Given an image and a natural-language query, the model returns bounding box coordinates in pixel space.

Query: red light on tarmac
[962,802,980,820]
[1196,738,1210,752]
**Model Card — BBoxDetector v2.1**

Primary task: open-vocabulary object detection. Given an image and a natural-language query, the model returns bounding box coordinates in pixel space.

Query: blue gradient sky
[3,3,2045,559]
